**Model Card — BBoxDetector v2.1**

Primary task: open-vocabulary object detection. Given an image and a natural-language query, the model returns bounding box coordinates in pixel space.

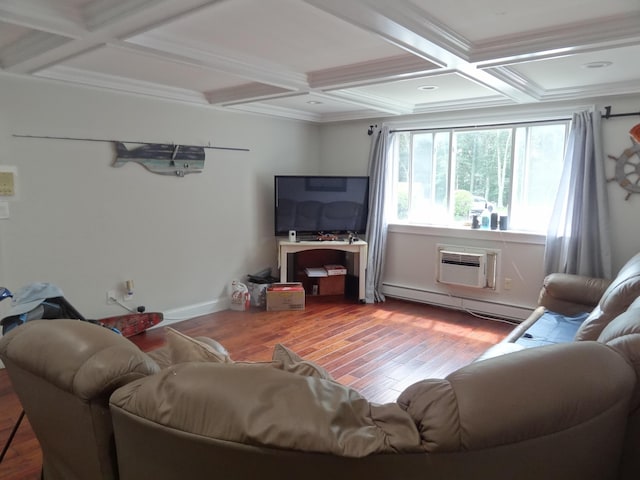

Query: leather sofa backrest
[598,298,640,408]
[575,252,640,341]
[110,342,636,480]
[0,319,159,480]
[597,298,640,480]
[110,361,421,458]
[398,341,634,452]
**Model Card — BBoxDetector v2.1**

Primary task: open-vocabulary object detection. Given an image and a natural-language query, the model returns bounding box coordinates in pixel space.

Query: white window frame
[386,110,575,233]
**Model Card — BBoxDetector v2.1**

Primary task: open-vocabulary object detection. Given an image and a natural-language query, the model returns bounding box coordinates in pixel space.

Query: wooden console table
[278,240,368,302]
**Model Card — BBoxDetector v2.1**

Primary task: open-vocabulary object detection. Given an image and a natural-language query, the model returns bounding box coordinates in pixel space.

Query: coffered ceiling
[1,0,639,122]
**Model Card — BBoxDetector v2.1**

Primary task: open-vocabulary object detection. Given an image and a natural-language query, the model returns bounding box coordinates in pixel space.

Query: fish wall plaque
[11,135,249,178]
[113,142,205,177]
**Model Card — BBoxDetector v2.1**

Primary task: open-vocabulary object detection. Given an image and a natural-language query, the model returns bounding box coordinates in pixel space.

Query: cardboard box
[266,283,305,311]
[319,275,345,295]
[302,273,345,296]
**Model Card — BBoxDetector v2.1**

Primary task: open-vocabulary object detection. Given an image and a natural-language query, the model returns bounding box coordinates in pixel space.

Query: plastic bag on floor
[230,280,250,311]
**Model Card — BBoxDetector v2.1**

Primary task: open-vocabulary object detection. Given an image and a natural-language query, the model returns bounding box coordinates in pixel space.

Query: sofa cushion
[574,252,640,341]
[272,343,334,380]
[598,302,640,409]
[598,297,640,344]
[110,362,422,457]
[165,327,232,364]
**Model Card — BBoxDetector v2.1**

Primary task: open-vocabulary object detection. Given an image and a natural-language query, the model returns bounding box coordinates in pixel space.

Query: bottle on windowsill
[480,209,490,229]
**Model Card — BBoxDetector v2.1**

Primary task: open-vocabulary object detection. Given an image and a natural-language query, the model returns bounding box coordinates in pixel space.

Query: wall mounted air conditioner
[436,246,498,289]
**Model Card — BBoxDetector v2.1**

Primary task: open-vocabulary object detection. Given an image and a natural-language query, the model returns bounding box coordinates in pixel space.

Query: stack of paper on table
[304,267,328,277]
[324,264,347,275]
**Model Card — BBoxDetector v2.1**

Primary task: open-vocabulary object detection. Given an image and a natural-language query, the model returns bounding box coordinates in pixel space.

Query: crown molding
[0,0,86,37]
[326,89,414,115]
[125,32,309,90]
[411,96,516,116]
[316,108,392,124]
[483,66,545,101]
[206,83,298,105]
[308,54,440,90]
[471,13,640,66]
[385,101,594,131]
[225,102,323,123]
[0,30,70,69]
[538,79,640,103]
[34,65,208,104]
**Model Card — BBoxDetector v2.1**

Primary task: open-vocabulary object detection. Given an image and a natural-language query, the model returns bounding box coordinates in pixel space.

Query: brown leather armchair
[0,319,159,480]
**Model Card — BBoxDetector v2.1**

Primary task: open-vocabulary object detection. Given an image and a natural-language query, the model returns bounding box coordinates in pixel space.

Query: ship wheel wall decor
[607,123,640,201]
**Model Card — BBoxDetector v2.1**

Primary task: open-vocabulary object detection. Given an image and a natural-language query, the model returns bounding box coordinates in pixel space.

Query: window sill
[387,223,546,246]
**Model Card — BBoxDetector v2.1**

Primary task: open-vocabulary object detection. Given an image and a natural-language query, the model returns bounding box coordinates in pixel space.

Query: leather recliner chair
[0,319,159,480]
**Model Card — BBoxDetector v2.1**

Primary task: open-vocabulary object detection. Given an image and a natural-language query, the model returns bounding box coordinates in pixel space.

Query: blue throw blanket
[515,310,590,348]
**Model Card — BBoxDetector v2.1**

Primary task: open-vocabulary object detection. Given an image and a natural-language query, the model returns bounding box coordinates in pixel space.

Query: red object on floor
[97,312,163,337]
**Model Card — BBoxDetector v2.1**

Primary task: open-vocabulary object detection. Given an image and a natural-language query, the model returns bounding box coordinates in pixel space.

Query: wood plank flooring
[0,297,515,479]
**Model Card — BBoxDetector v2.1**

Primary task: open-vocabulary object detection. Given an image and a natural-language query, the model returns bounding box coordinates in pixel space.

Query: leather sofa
[479,251,640,480]
[1,254,640,479]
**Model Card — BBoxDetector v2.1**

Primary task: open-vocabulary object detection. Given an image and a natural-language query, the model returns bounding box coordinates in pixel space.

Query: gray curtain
[365,126,392,303]
[544,110,612,278]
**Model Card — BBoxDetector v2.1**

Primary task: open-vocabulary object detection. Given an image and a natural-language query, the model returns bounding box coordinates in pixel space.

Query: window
[389,120,569,232]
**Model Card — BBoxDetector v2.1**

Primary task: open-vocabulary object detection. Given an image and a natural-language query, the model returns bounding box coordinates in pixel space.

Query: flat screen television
[274,175,370,236]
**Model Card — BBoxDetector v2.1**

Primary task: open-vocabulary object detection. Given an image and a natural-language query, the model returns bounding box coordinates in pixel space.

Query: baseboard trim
[153,297,230,329]
[382,283,533,321]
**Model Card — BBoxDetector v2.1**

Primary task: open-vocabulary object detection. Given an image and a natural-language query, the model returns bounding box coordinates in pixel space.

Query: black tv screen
[274,175,370,236]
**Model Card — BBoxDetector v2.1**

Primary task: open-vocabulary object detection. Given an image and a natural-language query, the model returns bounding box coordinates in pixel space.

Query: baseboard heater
[437,246,498,289]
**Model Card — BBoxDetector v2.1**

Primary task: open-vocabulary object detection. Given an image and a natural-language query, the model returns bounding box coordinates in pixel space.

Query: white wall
[1,74,637,323]
[319,95,640,319]
[0,75,320,320]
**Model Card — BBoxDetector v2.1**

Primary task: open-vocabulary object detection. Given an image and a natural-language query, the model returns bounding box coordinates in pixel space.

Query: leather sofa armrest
[538,273,610,315]
[0,319,159,399]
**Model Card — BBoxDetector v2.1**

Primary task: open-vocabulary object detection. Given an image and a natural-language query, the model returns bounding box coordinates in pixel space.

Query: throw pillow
[272,343,334,380]
[166,327,232,364]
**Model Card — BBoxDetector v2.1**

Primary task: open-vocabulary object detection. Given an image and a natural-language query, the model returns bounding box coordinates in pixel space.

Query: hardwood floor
[0,297,515,479]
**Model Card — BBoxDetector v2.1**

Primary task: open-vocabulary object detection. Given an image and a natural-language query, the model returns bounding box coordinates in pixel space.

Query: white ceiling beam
[206,83,297,106]
[323,89,414,116]
[123,33,309,91]
[303,0,539,104]
[308,54,440,90]
[1,0,224,73]
[35,64,209,104]
[472,12,640,66]
[0,0,86,37]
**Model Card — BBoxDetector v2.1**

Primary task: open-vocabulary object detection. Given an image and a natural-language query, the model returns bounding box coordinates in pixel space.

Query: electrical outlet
[107,290,117,304]
[504,277,513,290]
